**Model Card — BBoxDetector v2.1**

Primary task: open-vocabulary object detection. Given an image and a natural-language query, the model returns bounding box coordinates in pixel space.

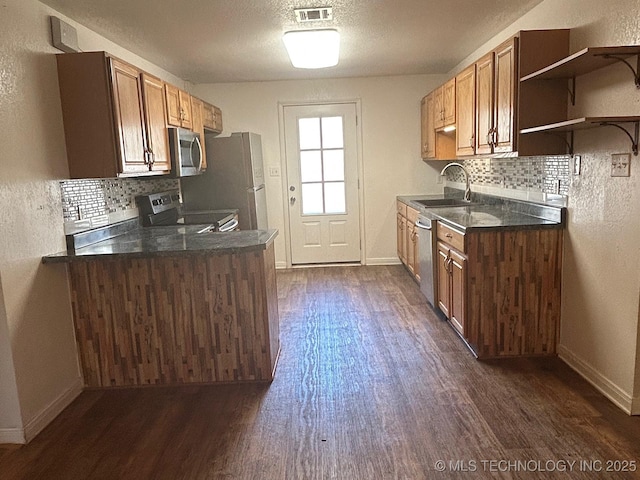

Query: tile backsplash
[443,156,571,196]
[60,177,179,222]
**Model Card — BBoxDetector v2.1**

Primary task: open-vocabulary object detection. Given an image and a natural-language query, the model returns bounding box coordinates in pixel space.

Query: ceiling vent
[294,7,333,23]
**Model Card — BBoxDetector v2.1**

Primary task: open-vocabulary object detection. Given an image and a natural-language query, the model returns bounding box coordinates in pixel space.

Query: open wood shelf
[520,117,640,155]
[520,117,640,134]
[520,46,640,81]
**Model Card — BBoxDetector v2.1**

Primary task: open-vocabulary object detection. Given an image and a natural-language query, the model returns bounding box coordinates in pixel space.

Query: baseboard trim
[558,345,634,415]
[22,377,84,443]
[0,428,26,445]
[275,261,288,270]
[365,257,402,266]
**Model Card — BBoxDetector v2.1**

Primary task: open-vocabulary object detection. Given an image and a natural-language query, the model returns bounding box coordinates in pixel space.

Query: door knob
[289,186,296,192]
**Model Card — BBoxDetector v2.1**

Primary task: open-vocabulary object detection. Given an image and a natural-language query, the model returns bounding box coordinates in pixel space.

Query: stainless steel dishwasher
[415,214,437,307]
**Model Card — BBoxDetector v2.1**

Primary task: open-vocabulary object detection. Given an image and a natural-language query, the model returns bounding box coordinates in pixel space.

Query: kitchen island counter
[43,224,280,387]
[43,225,278,263]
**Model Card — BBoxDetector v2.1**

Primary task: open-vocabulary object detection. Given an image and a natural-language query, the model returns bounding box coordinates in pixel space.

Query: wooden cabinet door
[141,73,170,173]
[164,83,193,129]
[109,58,149,174]
[475,52,494,155]
[213,106,223,132]
[443,78,456,126]
[178,89,193,130]
[455,64,476,156]
[421,94,436,159]
[190,97,207,170]
[164,83,182,127]
[397,213,407,265]
[407,220,416,276]
[411,226,420,282]
[493,37,518,153]
[433,85,444,129]
[203,102,216,130]
[449,248,466,335]
[436,242,451,317]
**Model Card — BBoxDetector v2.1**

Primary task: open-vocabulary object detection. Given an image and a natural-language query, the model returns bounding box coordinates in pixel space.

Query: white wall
[190,75,447,266]
[448,0,640,413]
[0,0,186,443]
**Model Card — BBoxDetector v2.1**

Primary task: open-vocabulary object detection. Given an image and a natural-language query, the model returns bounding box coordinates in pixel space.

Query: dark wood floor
[2,265,640,479]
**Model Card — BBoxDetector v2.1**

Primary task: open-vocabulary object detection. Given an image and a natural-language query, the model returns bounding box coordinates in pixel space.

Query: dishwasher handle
[415,219,432,230]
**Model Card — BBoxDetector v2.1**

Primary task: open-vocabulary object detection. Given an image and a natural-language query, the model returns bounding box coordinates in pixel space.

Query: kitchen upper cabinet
[203,102,223,133]
[56,52,170,178]
[475,38,518,155]
[190,97,208,170]
[165,83,193,129]
[455,64,476,156]
[141,73,171,173]
[475,52,494,155]
[493,38,517,153]
[421,87,456,160]
[109,59,148,173]
[421,94,436,159]
[442,78,456,127]
[423,29,570,160]
[433,79,456,130]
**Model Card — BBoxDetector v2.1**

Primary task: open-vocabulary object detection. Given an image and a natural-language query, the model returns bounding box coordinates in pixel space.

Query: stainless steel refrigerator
[180,132,268,230]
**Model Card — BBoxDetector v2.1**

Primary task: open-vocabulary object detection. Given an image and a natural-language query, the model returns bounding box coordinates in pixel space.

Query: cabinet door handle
[493,129,498,146]
[445,233,453,239]
[469,135,474,148]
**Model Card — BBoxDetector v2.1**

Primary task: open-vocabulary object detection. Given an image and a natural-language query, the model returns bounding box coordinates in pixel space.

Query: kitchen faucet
[440,162,471,202]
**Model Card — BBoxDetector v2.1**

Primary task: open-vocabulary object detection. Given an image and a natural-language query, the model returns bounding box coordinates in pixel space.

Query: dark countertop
[397,193,565,232]
[43,226,279,263]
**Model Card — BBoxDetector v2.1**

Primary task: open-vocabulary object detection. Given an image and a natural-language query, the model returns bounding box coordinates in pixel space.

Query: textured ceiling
[39,0,544,84]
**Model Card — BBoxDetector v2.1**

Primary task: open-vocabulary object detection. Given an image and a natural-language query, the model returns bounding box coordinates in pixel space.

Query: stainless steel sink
[414,198,477,207]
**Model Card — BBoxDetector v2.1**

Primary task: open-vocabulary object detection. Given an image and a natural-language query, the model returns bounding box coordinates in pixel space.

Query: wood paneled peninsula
[44,225,280,387]
[397,194,565,359]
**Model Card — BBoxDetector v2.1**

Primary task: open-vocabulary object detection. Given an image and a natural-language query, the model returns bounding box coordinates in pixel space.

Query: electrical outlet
[573,155,581,175]
[269,165,281,177]
[611,153,631,177]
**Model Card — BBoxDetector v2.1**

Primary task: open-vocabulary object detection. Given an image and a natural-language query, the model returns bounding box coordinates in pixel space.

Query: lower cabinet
[396,201,420,282]
[435,222,563,358]
[436,224,467,336]
[397,202,407,265]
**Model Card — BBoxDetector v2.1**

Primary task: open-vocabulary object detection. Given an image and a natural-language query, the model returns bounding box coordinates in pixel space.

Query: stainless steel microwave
[168,127,203,177]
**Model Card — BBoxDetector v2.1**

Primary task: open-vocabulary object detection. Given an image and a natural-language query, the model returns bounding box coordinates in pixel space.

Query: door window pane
[299,117,321,150]
[323,150,344,181]
[321,117,343,148]
[302,183,324,214]
[324,182,346,214]
[297,114,348,216]
[300,150,322,182]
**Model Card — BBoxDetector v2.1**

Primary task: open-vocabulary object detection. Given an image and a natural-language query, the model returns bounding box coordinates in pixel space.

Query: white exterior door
[284,103,361,265]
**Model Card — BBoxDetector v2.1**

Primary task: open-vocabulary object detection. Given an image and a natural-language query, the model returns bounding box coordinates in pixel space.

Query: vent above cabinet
[294,7,333,23]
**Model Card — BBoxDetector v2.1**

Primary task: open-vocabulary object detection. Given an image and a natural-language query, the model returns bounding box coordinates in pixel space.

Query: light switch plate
[573,155,581,175]
[611,153,631,177]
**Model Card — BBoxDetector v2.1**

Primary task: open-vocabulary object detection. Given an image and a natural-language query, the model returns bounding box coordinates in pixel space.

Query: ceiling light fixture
[283,29,340,69]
